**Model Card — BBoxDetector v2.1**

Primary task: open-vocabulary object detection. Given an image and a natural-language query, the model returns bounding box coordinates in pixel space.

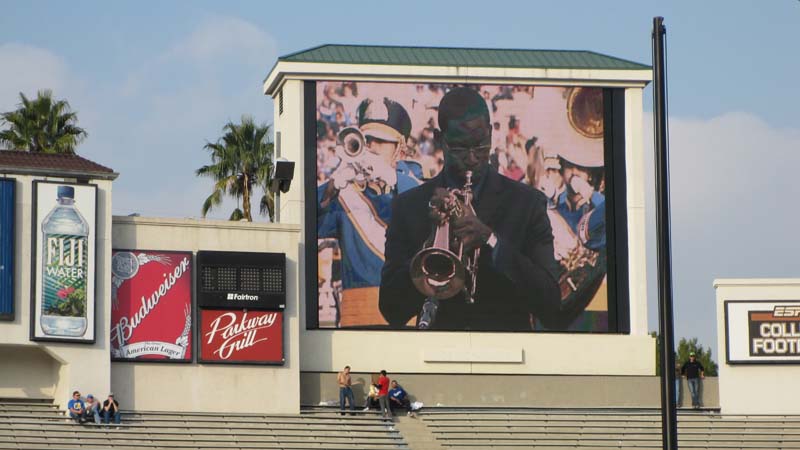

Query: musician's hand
[355,151,396,189]
[453,215,492,252]
[569,175,594,208]
[428,188,452,224]
[331,164,358,190]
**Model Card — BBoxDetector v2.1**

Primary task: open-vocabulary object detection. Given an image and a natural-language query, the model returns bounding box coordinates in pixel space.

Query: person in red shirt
[377,370,391,419]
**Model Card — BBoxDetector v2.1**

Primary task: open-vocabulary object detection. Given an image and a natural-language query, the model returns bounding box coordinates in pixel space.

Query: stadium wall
[301,372,719,408]
[110,216,301,414]
[0,174,113,407]
[716,279,800,414]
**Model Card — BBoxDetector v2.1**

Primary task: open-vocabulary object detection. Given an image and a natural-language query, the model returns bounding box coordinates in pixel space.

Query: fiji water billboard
[31,181,97,343]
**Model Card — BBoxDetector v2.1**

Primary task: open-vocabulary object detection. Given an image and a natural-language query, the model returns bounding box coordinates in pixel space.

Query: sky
[1,0,799,356]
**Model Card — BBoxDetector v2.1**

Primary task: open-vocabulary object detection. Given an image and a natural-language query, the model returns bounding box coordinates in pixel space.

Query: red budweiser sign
[199,309,283,364]
[110,250,193,361]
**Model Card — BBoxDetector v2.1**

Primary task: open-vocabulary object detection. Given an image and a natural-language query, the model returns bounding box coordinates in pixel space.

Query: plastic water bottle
[40,186,89,337]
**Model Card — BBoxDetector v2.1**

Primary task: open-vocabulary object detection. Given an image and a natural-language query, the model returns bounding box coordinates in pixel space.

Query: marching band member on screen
[379,87,562,330]
[317,97,422,326]
[530,139,607,329]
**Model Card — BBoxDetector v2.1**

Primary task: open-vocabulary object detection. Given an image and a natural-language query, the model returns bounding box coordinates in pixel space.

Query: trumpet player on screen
[379,87,561,330]
[318,97,422,325]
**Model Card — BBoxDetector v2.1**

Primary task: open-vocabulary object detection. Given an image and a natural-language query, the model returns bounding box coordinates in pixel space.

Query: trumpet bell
[337,127,365,158]
[410,247,465,299]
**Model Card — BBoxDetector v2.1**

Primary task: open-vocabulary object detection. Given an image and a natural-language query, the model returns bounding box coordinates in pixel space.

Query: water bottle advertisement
[30,181,97,343]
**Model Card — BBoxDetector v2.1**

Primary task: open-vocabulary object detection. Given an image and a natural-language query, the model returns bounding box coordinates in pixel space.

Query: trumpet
[336,127,365,160]
[410,171,480,304]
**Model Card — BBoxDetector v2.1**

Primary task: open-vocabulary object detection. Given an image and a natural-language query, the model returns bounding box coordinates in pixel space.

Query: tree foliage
[0,90,87,154]
[196,116,275,221]
[676,337,718,376]
[650,333,719,376]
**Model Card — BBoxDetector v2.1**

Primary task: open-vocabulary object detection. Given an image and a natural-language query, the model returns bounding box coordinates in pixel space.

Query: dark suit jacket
[379,170,561,330]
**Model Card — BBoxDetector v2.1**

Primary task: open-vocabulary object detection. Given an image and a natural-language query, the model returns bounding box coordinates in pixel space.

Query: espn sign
[725,300,800,364]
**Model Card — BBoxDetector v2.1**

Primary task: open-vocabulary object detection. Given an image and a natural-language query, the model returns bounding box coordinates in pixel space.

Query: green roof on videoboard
[279,44,651,71]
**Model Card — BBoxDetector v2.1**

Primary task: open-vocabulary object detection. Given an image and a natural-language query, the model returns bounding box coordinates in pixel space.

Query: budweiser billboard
[199,309,283,364]
[110,250,193,362]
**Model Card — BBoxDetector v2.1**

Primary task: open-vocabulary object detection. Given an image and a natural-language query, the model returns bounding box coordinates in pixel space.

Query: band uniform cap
[557,145,604,168]
[358,97,412,143]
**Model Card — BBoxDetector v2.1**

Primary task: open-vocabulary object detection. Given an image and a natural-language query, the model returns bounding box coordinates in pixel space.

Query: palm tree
[0,90,87,154]
[196,116,275,221]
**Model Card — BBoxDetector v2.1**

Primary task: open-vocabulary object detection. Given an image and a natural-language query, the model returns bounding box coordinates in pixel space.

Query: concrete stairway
[0,400,408,450]
[418,408,800,450]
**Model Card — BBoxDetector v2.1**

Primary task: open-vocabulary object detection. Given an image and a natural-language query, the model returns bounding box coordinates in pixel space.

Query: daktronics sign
[199,309,283,364]
[196,251,285,310]
[726,301,800,363]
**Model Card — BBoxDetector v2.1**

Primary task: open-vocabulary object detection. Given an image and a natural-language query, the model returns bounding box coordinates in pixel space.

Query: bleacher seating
[0,400,407,450]
[7,400,800,450]
[419,408,800,450]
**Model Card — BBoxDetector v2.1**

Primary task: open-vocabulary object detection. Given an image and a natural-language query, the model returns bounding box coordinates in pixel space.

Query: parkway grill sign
[199,309,283,364]
[725,300,800,364]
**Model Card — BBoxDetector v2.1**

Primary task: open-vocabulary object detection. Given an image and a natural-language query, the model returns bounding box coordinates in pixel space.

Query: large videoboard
[305,81,629,332]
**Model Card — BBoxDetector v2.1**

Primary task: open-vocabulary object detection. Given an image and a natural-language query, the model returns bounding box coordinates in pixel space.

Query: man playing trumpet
[318,97,421,326]
[379,87,561,330]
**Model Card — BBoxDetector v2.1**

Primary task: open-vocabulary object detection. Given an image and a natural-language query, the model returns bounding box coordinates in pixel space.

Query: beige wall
[0,174,113,409]
[301,372,718,409]
[111,216,301,414]
[715,279,800,414]
[274,78,653,377]
[0,345,57,399]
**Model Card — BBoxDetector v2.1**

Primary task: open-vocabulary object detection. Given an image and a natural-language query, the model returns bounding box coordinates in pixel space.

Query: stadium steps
[418,408,800,450]
[0,401,408,450]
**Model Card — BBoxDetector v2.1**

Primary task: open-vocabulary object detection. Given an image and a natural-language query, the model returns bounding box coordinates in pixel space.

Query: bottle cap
[57,186,75,199]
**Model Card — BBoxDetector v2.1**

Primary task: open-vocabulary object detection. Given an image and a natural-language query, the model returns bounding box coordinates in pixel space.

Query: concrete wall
[301,372,719,409]
[715,279,800,414]
[274,77,653,377]
[110,216,301,414]
[0,174,112,409]
[0,345,57,399]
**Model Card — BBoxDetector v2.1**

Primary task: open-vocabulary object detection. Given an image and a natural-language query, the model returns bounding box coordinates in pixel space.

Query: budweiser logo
[204,311,278,360]
[110,256,190,348]
[227,293,259,301]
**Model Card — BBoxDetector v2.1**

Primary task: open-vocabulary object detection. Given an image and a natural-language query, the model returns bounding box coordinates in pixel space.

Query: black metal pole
[652,16,679,450]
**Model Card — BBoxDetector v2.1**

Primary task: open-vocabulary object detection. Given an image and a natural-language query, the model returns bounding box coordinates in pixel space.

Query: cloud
[643,111,800,351]
[166,16,277,66]
[56,16,280,220]
[0,43,72,111]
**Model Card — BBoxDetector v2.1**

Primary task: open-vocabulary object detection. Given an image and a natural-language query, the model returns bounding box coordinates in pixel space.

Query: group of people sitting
[67,390,121,425]
[365,376,413,418]
[338,367,414,420]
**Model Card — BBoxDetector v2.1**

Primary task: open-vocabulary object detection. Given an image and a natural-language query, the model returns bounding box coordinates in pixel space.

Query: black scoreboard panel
[196,251,286,309]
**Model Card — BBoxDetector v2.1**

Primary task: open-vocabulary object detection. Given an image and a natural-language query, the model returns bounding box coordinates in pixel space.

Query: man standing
[337,365,355,415]
[67,391,84,424]
[377,370,391,420]
[318,97,421,326]
[102,393,121,424]
[379,87,561,330]
[681,352,705,409]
